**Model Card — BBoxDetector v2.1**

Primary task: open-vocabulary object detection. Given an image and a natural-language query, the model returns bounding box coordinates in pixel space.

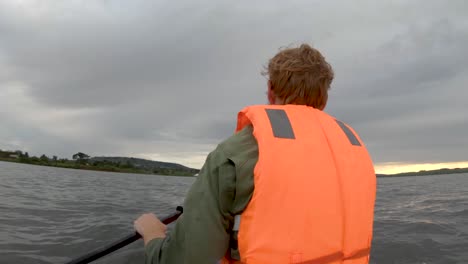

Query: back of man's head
[264,44,334,110]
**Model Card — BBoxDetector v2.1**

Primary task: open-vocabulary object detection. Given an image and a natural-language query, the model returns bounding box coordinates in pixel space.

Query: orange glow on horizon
[374,161,468,175]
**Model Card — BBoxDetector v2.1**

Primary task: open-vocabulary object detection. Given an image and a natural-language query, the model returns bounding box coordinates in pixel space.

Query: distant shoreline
[0,159,197,177]
[377,167,468,177]
[1,159,467,178]
[0,158,199,177]
[0,151,199,177]
[1,150,466,178]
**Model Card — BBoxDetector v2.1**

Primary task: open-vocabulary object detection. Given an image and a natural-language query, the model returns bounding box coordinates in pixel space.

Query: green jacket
[145,125,258,264]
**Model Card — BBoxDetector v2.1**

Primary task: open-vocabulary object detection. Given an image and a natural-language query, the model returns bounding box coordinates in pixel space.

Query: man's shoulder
[217,125,258,164]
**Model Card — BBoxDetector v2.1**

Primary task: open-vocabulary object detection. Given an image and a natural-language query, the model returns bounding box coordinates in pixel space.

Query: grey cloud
[1,0,467,169]
[369,20,468,96]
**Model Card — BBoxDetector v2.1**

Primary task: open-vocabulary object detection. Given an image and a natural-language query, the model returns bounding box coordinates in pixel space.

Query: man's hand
[134,213,167,245]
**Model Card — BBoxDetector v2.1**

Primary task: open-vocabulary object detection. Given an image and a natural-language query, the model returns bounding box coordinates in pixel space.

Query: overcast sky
[1,0,467,171]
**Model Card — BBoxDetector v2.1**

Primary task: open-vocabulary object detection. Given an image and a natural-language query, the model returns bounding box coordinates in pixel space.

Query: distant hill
[5,147,465,178]
[90,156,195,170]
[0,148,201,176]
[377,167,468,177]
[90,156,199,175]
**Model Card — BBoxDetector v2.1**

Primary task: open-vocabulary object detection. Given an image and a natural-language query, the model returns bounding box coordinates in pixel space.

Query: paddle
[65,206,183,264]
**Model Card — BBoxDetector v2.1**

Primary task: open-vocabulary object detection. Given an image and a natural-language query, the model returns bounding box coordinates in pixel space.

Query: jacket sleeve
[144,146,237,264]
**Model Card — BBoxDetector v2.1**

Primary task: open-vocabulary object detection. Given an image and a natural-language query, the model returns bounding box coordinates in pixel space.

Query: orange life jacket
[222,104,376,264]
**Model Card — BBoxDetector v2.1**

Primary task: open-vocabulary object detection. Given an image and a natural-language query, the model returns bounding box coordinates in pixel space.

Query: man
[134,44,377,264]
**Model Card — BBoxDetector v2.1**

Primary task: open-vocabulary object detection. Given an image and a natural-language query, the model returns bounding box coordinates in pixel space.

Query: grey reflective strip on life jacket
[335,119,361,146]
[265,109,296,139]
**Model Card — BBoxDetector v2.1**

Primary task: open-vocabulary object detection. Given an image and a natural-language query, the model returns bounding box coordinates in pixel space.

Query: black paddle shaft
[65,206,183,264]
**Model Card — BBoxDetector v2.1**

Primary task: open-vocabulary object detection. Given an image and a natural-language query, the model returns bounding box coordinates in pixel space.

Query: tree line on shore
[0,149,199,177]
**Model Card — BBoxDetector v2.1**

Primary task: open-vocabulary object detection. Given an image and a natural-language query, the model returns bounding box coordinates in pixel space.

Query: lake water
[1,161,467,264]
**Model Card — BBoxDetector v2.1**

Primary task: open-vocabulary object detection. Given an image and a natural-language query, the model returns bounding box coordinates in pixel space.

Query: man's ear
[267,81,275,105]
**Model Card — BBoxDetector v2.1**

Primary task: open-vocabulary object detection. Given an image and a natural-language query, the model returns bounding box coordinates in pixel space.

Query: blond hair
[263,44,334,109]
